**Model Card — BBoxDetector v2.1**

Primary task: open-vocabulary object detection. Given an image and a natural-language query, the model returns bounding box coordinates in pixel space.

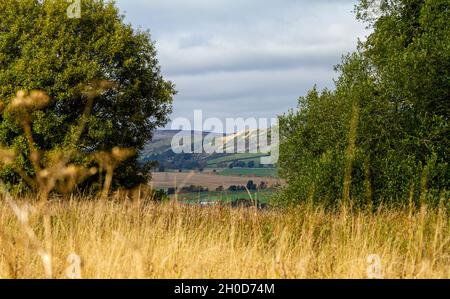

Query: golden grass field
[0,197,448,279]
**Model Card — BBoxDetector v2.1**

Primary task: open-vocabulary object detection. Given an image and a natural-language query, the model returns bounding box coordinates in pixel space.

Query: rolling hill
[140,130,277,175]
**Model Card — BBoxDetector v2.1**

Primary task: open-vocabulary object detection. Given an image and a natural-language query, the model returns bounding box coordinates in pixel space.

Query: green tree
[278,0,449,207]
[246,180,257,191]
[0,0,175,192]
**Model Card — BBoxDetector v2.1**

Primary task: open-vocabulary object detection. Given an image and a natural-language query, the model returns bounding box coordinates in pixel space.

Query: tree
[237,161,246,168]
[228,185,238,192]
[246,180,257,191]
[278,0,449,207]
[258,181,267,190]
[0,0,175,192]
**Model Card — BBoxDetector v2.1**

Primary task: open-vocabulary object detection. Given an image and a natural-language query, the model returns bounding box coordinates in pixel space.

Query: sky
[115,0,368,130]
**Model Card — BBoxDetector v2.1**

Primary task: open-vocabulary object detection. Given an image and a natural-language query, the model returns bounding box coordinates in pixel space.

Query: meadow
[0,197,448,279]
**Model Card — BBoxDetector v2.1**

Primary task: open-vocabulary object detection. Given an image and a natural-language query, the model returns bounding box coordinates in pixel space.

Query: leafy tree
[246,180,257,191]
[278,0,449,207]
[0,0,175,192]
[258,181,267,190]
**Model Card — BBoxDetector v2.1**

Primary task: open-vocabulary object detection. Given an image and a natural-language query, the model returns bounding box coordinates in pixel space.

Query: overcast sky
[115,0,368,130]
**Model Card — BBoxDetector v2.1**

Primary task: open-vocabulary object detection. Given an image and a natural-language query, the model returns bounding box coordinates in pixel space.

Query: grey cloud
[170,67,333,101]
[115,0,368,128]
[157,42,352,76]
[167,66,334,125]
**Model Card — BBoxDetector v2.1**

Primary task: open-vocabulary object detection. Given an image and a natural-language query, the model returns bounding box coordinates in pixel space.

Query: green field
[206,153,267,167]
[218,168,278,178]
[173,190,274,204]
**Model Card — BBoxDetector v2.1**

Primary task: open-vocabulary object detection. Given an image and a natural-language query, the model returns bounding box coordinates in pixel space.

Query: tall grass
[0,87,448,279]
[0,197,448,278]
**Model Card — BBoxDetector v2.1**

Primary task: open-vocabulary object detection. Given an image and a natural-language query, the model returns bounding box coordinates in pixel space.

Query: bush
[0,0,175,191]
[278,0,449,207]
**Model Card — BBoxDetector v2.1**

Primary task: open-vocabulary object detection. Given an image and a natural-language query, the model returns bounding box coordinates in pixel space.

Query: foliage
[0,0,175,192]
[278,0,449,207]
[246,180,257,191]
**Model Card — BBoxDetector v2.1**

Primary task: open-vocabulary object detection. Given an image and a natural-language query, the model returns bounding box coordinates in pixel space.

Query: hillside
[141,130,276,174]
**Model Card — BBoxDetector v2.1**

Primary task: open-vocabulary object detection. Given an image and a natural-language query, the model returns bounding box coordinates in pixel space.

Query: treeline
[278,0,449,207]
[167,180,269,195]
[146,152,209,172]
[148,151,269,172]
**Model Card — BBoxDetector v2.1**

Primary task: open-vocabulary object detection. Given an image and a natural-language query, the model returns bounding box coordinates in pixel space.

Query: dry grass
[0,198,448,279]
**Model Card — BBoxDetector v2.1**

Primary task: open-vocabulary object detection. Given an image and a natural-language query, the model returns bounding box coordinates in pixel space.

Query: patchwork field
[205,153,268,167]
[174,190,274,204]
[150,171,284,190]
[218,168,278,178]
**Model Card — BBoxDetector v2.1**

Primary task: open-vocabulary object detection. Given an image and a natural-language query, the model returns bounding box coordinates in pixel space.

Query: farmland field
[218,168,278,178]
[206,153,268,167]
[150,171,284,190]
[173,190,274,204]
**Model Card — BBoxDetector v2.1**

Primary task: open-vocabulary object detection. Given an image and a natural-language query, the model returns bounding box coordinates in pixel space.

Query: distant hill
[140,130,275,172]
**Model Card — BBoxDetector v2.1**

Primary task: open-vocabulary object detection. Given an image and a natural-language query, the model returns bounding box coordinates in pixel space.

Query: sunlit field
[1,198,448,279]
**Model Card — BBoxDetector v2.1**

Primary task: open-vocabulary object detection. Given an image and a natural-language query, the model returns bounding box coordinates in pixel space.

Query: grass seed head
[111,147,135,162]
[0,148,16,165]
[9,90,49,111]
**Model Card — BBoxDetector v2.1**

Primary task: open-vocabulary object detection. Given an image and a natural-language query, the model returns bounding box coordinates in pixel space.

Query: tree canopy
[278,0,449,207]
[0,0,175,192]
